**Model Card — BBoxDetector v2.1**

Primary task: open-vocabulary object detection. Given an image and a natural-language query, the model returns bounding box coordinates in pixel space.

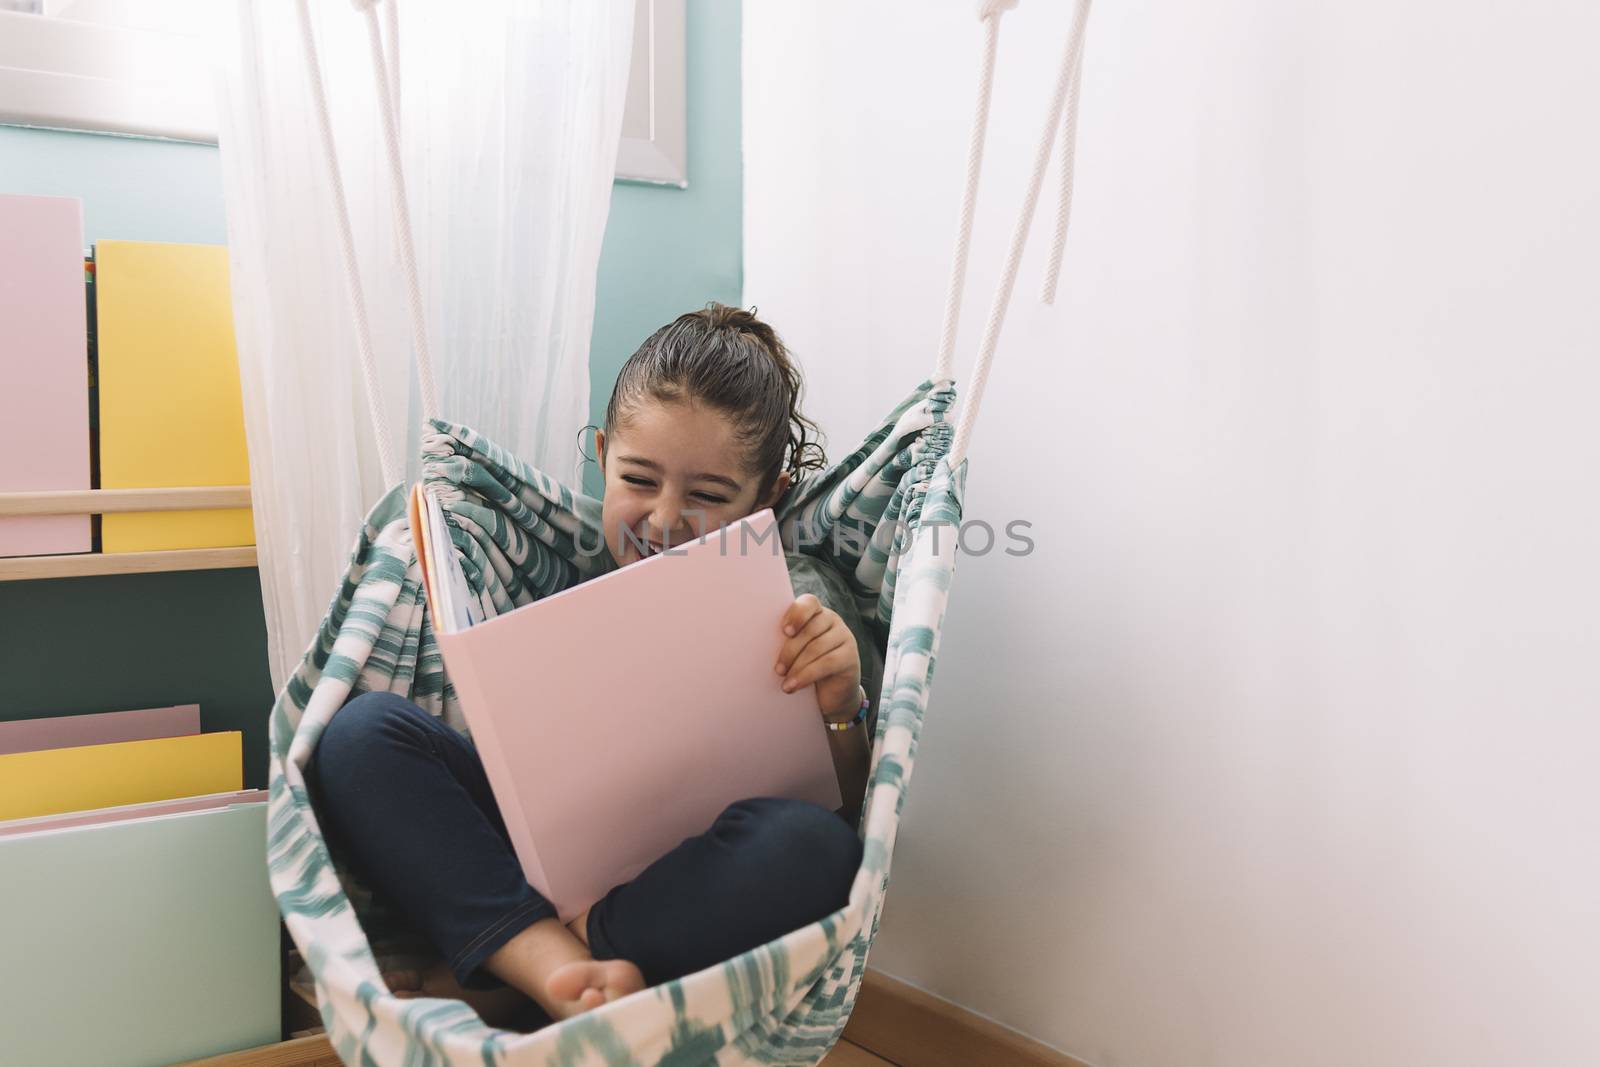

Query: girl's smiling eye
[620,473,726,505]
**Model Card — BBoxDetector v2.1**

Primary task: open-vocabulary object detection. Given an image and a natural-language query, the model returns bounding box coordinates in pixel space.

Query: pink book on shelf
[413,491,840,921]
[0,703,201,756]
[0,193,91,557]
[0,788,267,838]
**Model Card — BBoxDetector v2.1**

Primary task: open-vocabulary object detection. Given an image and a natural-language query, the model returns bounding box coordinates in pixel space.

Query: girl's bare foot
[483,917,644,1021]
[546,958,646,1016]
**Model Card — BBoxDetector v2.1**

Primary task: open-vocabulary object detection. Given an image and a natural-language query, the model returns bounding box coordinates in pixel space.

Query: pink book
[0,789,267,838]
[0,703,201,756]
[0,193,91,557]
[414,490,840,920]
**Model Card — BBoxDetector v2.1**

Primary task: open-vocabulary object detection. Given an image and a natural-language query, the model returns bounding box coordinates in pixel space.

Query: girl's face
[595,398,790,566]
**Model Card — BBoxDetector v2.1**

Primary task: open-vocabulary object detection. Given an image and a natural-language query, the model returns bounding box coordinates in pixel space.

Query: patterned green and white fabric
[269,378,964,1066]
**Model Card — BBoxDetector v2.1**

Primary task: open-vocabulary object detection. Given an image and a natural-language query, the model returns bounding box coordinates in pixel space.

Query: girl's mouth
[635,535,689,558]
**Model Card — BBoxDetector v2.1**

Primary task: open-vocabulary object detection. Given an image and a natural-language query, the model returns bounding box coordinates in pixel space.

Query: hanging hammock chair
[267,1,1093,1063]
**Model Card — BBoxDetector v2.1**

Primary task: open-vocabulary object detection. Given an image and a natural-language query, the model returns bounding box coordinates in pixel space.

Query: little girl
[309,304,882,1028]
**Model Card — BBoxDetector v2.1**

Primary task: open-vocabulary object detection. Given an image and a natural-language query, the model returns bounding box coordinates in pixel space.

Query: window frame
[0,3,688,187]
[0,9,214,143]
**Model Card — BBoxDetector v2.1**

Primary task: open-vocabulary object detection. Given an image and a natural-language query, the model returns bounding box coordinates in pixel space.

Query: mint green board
[0,803,280,1066]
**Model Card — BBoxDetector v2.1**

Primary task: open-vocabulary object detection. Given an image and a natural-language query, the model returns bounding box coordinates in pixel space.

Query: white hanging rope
[292,0,401,488]
[357,0,440,423]
[382,0,399,129]
[933,8,1007,384]
[1039,5,1090,305]
[948,0,1092,470]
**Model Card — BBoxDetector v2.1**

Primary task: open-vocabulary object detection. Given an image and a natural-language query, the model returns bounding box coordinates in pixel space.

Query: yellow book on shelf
[0,732,243,821]
[96,240,254,553]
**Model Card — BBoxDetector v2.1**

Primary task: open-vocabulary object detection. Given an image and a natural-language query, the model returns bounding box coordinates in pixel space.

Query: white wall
[744,3,1600,1065]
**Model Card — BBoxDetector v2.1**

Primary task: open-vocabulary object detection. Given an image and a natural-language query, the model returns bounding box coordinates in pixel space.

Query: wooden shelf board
[0,545,257,581]
[0,485,252,517]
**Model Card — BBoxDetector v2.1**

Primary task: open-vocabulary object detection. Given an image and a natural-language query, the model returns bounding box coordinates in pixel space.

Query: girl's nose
[648,502,682,539]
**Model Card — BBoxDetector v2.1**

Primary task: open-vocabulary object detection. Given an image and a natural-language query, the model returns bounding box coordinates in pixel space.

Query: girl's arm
[776,594,870,823]
[822,685,871,826]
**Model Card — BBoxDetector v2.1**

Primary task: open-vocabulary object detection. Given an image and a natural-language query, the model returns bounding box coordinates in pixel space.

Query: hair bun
[604,303,828,500]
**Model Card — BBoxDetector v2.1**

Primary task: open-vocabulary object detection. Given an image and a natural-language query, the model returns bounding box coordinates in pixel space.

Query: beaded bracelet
[824,688,871,733]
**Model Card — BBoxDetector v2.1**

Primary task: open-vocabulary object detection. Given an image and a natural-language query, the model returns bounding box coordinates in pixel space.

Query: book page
[426,490,476,632]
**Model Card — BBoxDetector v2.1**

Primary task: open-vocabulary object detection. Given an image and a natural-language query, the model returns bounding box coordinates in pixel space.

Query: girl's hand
[776,594,863,721]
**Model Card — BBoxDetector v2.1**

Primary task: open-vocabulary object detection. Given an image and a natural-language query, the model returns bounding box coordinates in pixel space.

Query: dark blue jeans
[307,691,861,993]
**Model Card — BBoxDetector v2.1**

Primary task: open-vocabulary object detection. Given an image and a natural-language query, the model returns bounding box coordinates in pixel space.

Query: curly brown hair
[602,303,827,501]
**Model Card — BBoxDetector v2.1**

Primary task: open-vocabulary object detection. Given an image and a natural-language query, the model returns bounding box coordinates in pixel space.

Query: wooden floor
[822,1039,892,1066]
[179,1032,892,1067]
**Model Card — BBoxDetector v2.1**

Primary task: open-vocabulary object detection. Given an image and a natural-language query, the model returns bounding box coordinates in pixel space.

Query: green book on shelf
[0,802,280,1066]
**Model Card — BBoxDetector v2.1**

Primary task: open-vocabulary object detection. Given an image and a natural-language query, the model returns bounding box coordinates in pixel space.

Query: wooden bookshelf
[0,486,256,580]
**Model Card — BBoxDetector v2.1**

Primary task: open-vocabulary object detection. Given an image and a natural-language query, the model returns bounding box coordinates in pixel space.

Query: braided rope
[1040,5,1090,305]
[933,11,1006,384]
[949,0,1092,470]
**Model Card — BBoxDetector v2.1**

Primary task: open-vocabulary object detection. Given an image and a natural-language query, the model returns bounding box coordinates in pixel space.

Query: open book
[408,484,841,921]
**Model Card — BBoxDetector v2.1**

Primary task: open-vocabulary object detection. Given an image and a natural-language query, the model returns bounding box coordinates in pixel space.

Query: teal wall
[0,126,227,244]
[587,0,743,495]
[0,0,743,783]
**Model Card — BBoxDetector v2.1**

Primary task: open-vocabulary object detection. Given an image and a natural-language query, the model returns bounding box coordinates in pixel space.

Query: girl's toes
[546,961,595,1003]
[602,960,645,1001]
[549,958,645,1015]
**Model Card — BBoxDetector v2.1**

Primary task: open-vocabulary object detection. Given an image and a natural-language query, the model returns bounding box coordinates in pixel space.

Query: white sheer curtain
[217,0,634,689]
